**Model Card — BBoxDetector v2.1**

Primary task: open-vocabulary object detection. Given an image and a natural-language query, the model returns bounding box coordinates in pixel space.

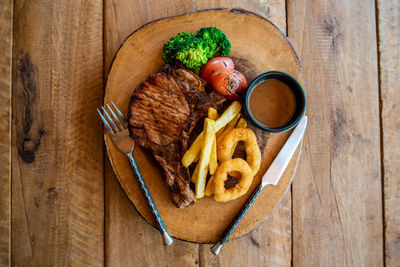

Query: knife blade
[262,115,308,187]
[211,115,308,255]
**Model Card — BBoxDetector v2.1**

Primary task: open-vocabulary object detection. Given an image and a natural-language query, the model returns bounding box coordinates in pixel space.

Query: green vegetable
[162,27,231,74]
[195,27,231,59]
[163,32,210,74]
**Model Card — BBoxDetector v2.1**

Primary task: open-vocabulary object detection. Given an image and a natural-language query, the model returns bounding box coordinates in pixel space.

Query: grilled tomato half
[200,57,234,85]
[211,69,247,99]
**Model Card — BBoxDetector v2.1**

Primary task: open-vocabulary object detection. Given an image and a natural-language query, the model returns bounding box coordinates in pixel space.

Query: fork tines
[97,102,127,134]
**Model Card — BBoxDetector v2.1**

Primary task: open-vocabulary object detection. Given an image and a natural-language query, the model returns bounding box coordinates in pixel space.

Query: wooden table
[1,0,399,266]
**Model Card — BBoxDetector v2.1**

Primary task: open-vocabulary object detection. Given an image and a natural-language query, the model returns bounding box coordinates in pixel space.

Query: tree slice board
[104,8,304,243]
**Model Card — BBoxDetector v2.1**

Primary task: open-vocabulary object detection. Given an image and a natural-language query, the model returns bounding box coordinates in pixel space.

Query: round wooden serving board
[104,8,304,243]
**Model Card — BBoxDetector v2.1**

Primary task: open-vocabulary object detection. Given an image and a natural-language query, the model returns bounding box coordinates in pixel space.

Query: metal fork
[97,102,173,246]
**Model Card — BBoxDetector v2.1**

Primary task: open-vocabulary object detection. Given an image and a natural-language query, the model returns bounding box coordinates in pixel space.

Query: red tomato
[200,57,234,84]
[232,70,248,93]
[210,69,241,100]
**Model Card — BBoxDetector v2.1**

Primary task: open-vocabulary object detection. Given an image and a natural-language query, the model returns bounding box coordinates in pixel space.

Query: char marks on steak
[128,65,226,208]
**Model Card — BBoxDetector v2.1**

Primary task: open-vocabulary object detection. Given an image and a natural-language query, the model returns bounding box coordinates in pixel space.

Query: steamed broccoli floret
[162,32,209,73]
[162,32,195,64]
[195,27,231,59]
[161,27,231,73]
[175,38,210,74]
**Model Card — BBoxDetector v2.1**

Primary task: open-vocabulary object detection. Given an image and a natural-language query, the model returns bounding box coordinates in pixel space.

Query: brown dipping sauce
[249,79,296,128]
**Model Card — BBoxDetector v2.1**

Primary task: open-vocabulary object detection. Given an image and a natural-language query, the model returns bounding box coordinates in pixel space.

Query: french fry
[191,160,200,183]
[182,135,202,167]
[209,136,218,175]
[208,107,218,120]
[192,107,218,178]
[204,175,214,196]
[181,101,242,167]
[236,118,247,128]
[227,113,241,128]
[216,125,226,136]
[215,101,242,131]
[193,118,216,199]
[208,107,219,175]
[215,114,240,143]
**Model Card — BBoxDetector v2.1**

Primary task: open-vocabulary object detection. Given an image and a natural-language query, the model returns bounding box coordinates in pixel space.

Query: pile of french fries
[181,101,247,198]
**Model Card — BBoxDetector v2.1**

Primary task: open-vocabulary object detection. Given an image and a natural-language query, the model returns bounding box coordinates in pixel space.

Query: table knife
[211,115,308,255]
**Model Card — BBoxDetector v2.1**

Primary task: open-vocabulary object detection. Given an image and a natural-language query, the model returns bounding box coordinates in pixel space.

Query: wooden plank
[287,0,383,266]
[104,0,195,73]
[377,0,400,265]
[104,1,199,266]
[197,0,287,31]
[0,0,12,265]
[105,164,199,266]
[199,194,292,266]
[196,1,292,265]
[12,1,104,265]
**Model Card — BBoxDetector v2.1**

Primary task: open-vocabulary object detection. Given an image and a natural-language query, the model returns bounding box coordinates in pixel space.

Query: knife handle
[127,152,174,246]
[211,183,264,255]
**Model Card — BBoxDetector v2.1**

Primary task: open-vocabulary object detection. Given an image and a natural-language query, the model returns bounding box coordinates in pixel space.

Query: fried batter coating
[213,158,253,202]
[217,128,261,176]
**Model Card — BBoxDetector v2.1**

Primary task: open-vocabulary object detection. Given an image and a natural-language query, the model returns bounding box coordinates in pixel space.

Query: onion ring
[213,158,253,202]
[217,128,261,176]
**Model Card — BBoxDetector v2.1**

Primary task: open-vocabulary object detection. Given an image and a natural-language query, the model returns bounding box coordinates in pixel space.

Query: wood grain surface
[288,0,383,266]
[104,1,199,266]
[197,0,287,31]
[6,0,398,265]
[377,0,400,266]
[11,0,104,265]
[196,1,293,265]
[0,0,12,265]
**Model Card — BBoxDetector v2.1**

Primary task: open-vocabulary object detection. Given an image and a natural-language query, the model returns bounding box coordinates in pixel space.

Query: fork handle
[127,152,174,246]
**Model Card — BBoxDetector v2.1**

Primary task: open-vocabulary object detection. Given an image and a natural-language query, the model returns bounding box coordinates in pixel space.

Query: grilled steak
[128,65,226,208]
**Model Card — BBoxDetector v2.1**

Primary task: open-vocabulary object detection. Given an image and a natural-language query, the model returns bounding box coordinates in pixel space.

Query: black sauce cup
[244,71,306,133]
